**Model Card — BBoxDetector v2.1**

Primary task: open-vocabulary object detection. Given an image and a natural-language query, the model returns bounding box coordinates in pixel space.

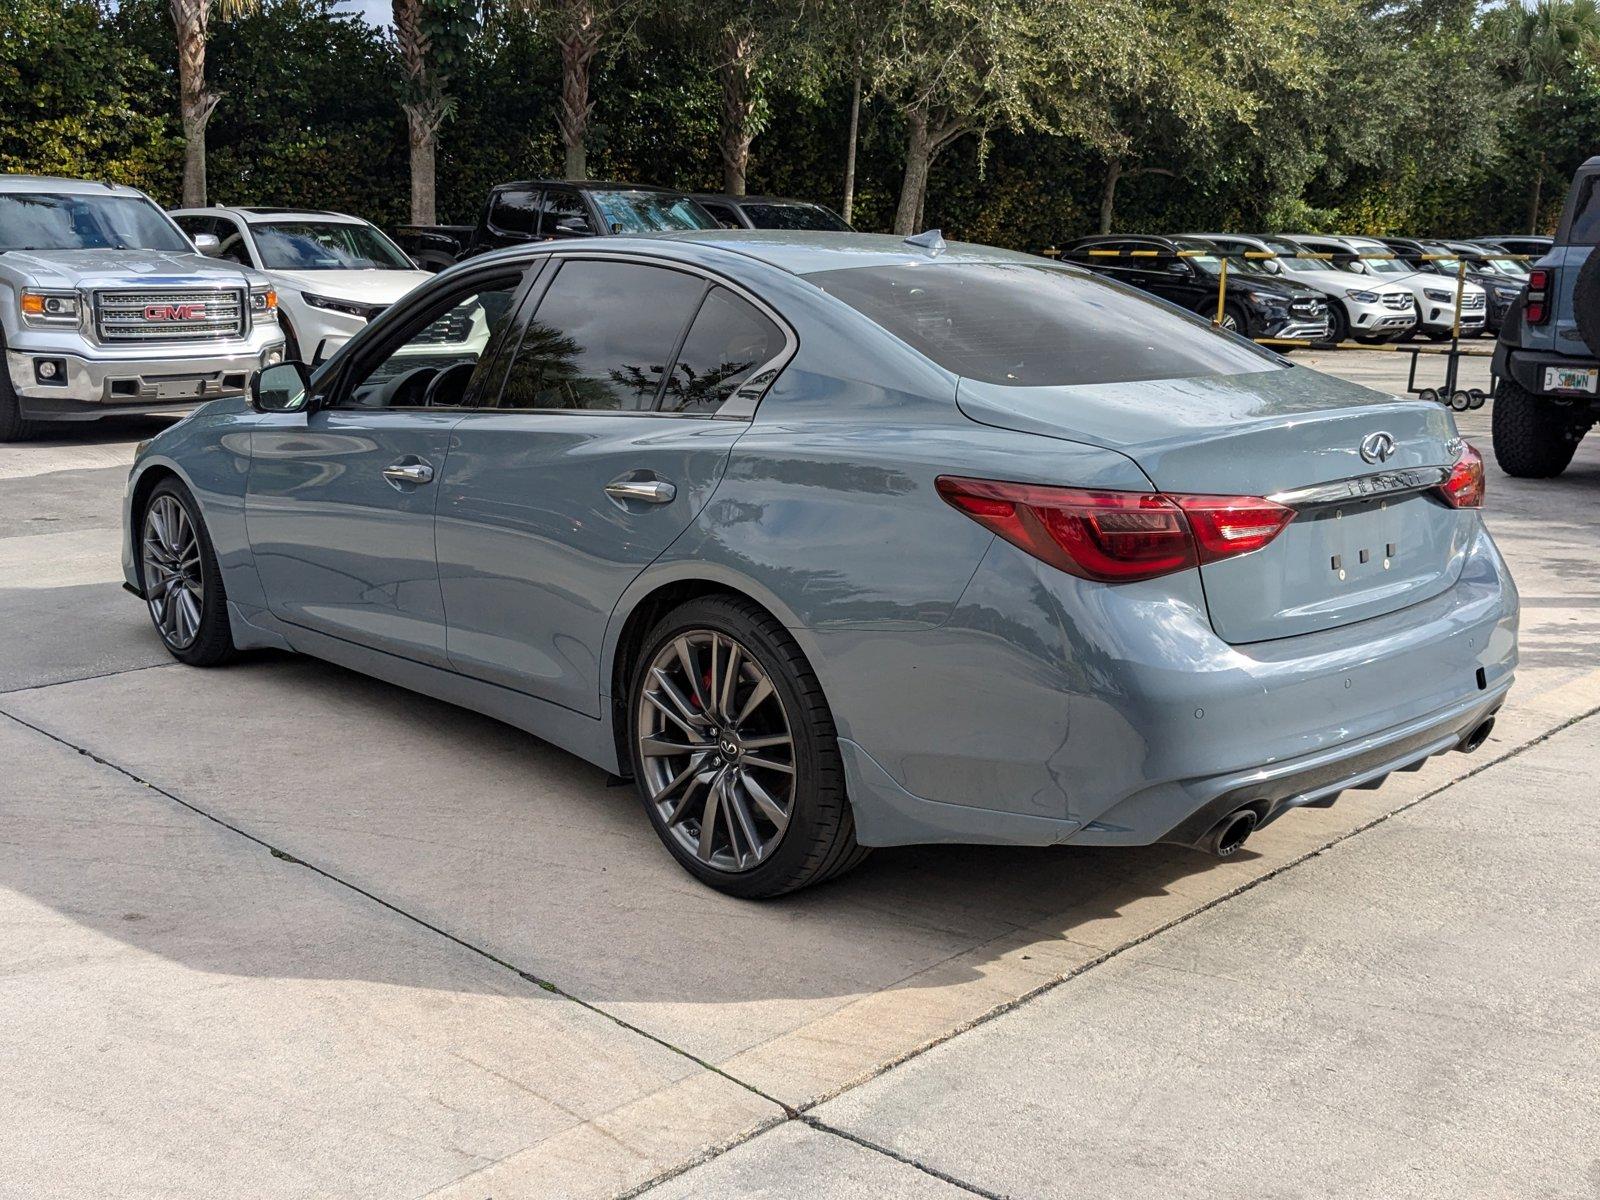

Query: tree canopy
[8,0,1598,242]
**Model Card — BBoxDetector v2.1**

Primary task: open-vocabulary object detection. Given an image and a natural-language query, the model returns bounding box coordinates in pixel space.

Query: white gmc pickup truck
[1,175,285,440]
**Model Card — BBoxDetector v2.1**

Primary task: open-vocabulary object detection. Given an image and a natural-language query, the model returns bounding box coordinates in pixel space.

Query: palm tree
[395,0,446,222]
[169,0,257,207]
[1499,0,1600,230]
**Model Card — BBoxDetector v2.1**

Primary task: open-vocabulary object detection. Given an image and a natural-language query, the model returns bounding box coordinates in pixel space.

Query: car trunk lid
[957,365,1475,644]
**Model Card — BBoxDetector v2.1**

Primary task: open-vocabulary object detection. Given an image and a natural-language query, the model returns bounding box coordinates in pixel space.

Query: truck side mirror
[193,233,222,256]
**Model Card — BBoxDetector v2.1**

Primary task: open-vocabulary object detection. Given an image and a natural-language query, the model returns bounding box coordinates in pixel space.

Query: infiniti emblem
[1360,431,1397,464]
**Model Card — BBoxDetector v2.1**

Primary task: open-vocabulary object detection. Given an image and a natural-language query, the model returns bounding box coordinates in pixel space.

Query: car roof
[690,194,836,208]
[0,174,146,198]
[170,206,371,226]
[1063,233,1179,248]
[534,229,1054,277]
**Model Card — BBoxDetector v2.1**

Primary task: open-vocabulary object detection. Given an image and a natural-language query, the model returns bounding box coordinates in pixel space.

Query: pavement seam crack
[0,660,176,697]
[0,707,795,1125]
[801,1117,1011,1198]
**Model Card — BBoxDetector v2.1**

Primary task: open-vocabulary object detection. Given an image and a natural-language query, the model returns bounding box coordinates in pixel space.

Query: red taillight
[935,476,1294,582]
[1439,443,1485,509]
[1525,268,1549,325]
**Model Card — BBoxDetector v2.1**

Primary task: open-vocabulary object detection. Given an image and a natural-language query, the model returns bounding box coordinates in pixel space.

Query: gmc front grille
[95,289,245,343]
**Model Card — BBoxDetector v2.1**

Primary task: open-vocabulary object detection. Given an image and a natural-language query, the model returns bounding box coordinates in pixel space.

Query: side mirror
[552,217,590,235]
[1166,259,1190,274]
[193,233,222,255]
[250,361,312,414]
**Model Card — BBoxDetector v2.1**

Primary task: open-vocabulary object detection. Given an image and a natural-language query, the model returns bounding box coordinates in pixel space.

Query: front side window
[588,191,719,233]
[661,286,786,414]
[252,221,410,270]
[0,193,191,253]
[343,275,524,410]
[541,190,592,235]
[500,259,705,410]
[211,218,252,265]
[806,261,1280,387]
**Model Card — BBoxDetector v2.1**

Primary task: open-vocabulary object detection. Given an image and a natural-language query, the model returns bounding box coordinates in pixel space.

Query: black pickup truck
[392,179,718,271]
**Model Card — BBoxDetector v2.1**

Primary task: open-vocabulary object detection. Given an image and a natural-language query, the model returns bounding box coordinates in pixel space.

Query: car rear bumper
[830,520,1518,849]
[7,339,284,421]
[1494,344,1600,405]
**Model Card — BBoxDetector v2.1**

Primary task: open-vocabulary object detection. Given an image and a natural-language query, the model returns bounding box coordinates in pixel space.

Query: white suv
[1192,233,1418,343]
[1288,234,1486,342]
[171,207,432,365]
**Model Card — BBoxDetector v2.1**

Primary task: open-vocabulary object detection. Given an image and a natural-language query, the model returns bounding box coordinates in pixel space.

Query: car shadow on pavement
[1,647,1245,1017]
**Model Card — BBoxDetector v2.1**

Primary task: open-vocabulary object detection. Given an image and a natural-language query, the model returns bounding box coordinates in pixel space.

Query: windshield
[0,192,191,253]
[741,202,851,232]
[1338,245,1410,276]
[806,261,1279,387]
[589,191,719,233]
[1175,243,1275,277]
[253,221,412,270]
[1477,255,1528,277]
[1269,240,1342,272]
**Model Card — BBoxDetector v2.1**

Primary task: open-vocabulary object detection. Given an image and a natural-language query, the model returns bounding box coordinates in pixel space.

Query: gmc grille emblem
[143,303,207,321]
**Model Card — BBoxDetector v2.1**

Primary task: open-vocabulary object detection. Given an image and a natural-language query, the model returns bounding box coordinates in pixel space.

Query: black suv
[393,180,718,271]
[690,194,854,232]
[1491,157,1600,478]
[1060,234,1330,340]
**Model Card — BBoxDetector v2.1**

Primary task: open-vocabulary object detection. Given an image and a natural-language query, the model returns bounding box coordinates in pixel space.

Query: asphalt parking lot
[3,349,1598,1199]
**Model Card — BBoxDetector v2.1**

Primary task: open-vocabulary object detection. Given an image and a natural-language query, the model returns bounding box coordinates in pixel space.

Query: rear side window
[1567,176,1600,245]
[805,262,1279,387]
[488,188,541,237]
[500,259,704,411]
[662,286,786,414]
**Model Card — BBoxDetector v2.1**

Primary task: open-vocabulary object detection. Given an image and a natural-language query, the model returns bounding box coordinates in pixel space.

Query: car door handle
[605,478,676,504]
[382,461,434,486]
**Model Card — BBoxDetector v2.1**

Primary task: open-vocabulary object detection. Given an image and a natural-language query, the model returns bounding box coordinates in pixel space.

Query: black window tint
[501,260,704,411]
[212,218,251,265]
[541,189,591,234]
[489,188,541,236]
[1568,177,1600,245]
[662,287,786,414]
[740,203,850,231]
[700,202,742,229]
[806,262,1280,387]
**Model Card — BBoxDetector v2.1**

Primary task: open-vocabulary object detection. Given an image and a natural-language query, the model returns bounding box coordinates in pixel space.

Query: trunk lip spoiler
[1267,465,1450,510]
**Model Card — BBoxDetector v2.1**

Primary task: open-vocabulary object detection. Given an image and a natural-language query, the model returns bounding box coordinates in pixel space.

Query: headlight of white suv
[20,290,81,326]
[1344,289,1380,303]
[302,292,383,320]
[1423,288,1455,303]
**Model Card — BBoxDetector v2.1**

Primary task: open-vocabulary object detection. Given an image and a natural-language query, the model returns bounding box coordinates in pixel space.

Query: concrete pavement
[2,354,1597,1198]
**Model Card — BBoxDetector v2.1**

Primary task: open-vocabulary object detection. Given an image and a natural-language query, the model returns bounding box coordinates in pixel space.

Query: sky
[334,0,388,27]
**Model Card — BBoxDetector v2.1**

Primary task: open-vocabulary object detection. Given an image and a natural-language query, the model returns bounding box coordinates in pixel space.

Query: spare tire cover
[1573,250,1600,355]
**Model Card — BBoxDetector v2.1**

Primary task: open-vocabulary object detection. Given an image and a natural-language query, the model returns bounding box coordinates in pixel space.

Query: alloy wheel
[635,629,796,873]
[141,494,205,650]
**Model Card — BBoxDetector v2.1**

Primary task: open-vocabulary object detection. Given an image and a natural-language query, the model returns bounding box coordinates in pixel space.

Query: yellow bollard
[1214,256,1229,327]
[1451,256,1466,342]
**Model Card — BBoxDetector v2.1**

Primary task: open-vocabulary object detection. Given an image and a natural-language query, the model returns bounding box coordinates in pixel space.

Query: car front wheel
[139,479,238,665]
[628,595,866,898]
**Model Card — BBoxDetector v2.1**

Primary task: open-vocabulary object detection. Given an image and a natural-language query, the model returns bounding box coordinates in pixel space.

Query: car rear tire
[138,478,238,666]
[1491,377,1583,479]
[627,594,866,898]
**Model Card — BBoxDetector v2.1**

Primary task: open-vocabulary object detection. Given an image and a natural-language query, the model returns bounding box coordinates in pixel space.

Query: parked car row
[1059,231,1540,345]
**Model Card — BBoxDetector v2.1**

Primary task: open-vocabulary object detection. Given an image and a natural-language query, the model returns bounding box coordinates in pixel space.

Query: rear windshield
[742,202,851,232]
[804,261,1280,387]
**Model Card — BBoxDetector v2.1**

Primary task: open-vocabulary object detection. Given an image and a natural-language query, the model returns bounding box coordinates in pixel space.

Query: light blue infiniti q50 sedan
[122,231,1518,896]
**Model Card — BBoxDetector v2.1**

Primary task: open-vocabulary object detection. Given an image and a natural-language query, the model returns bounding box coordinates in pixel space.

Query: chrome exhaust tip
[1458,716,1495,754]
[1195,808,1259,859]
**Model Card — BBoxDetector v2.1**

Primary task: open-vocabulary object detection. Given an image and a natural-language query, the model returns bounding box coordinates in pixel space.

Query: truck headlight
[1344,290,1379,303]
[250,288,278,320]
[1423,288,1454,303]
[20,290,80,325]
